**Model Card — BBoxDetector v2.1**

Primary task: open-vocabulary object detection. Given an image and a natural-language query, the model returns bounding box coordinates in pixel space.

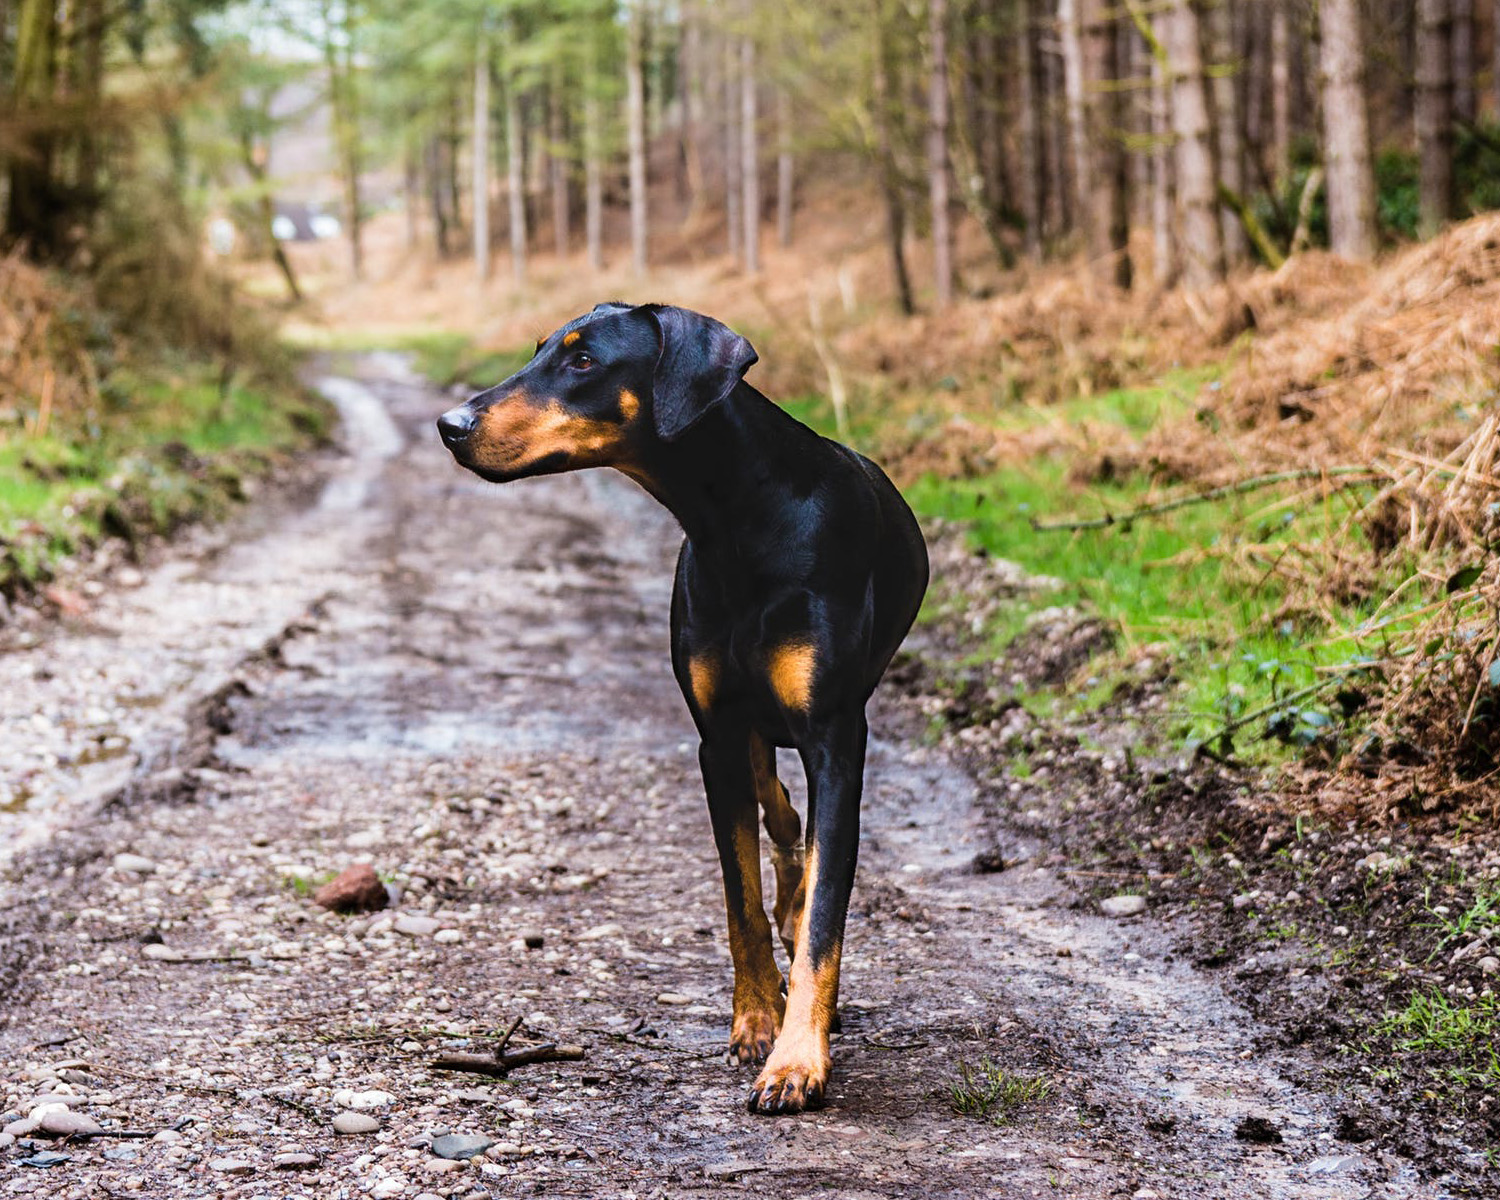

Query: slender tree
[1165,0,1223,287]
[1416,0,1455,237]
[473,37,491,283]
[1318,0,1377,259]
[625,0,648,274]
[1270,0,1290,186]
[776,86,794,247]
[741,31,760,272]
[927,0,954,306]
[1206,0,1246,263]
[1451,0,1474,122]
[1016,0,1043,258]
[505,43,527,282]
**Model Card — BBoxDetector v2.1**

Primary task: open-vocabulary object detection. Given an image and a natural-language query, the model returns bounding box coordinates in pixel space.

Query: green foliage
[1375,991,1500,1088]
[1375,148,1421,241]
[948,1057,1052,1124]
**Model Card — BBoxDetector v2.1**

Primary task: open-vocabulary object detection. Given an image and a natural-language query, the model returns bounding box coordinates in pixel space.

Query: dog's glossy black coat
[438,303,928,1113]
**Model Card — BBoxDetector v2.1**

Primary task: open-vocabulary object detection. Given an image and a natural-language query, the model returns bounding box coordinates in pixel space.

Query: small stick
[431,1045,586,1078]
[1028,467,1381,532]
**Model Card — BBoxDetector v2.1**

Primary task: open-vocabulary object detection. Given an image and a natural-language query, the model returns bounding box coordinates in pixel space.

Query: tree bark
[626,0,649,275]
[473,41,491,284]
[1017,0,1043,258]
[6,0,58,251]
[928,0,954,307]
[320,0,363,279]
[1318,0,1377,259]
[1058,0,1091,246]
[1081,0,1130,288]
[776,87,794,247]
[681,0,708,224]
[1166,0,1224,287]
[741,34,760,272]
[873,2,915,314]
[584,33,605,272]
[1270,0,1290,186]
[550,69,570,259]
[723,30,742,261]
[506,62,527,283]
[1451,0,1474,122]
[1416,0,1455,237]
[1205,0,1247,263]
[1150,32,1177,285]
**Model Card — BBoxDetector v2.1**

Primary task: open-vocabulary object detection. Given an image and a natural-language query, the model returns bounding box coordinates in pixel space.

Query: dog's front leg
[700,730,786,1065]
[748,710,867,1115]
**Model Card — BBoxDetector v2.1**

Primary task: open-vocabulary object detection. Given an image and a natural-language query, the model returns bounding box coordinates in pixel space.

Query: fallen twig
[430,1015,585,1077]
[1029,466,1381,532]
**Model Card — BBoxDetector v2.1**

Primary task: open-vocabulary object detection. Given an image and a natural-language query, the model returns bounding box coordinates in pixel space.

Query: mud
[0,357,1448,1197]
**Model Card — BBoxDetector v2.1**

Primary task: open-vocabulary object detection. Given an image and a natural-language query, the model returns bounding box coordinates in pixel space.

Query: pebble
[141,944,186,962]
[395,914,441,937]
[37,1109,102,1136]
[112,853,158,874]
[577,923,623,941]
[1479,956,1500,976]
[3,1117,39,1137]
[209,1158,255,1174]
[273,1152,319,1169]
[521,931,545,949]
[706,1160,760,1180]
[431,1133,495,1160]
[1101,895,1147,918]
[0,1131,15,1148]
[434,928,464,945]
[426,1157,467,1173]
[656,992,693,1005]
[152,1129,183,1143]
[333,1111,382,1134]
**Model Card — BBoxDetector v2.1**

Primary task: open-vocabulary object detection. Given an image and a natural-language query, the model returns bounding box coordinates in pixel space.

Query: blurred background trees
[2,0,1499,311]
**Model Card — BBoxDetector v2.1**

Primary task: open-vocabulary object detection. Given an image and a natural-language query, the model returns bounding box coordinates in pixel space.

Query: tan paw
[746,1042,830,1114]
[728,1006,780,1065]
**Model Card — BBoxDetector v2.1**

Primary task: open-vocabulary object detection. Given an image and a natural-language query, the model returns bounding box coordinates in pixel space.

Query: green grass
[1374,990,1500,1089]
[0,361,331,595]
[781,370,1433,760]
[948,1057,1053,1124]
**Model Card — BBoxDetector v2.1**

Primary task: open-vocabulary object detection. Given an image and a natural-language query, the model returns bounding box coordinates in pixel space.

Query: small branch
[1028,467,1381,532]
[1288,167,1324,258]
[431,1044,586,1078]
[1216,183,1286,269]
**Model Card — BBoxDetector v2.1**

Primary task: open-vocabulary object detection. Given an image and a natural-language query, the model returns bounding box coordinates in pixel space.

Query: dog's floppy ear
[645,305,758,442]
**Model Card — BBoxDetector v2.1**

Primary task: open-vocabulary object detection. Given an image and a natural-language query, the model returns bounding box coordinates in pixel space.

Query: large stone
[394,914,441,937]
[1100,894,1147,918]
[314,864,389,914]
[37,1109,102,1136]
[333,1111,381,1135]
[273,1151,319,1169]
[431,1134,495,1160]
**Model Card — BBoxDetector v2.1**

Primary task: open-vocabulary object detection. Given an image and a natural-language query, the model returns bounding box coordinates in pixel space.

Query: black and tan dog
[437,303,928,1114]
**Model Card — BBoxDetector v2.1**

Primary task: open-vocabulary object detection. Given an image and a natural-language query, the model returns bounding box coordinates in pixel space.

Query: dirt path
[0,358,1438,1198]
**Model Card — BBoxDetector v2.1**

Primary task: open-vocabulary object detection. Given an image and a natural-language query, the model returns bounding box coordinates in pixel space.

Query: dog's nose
[437,407,476,447]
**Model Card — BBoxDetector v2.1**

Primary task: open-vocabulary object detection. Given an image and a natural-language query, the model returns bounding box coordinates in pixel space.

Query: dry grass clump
[0,251,99,437]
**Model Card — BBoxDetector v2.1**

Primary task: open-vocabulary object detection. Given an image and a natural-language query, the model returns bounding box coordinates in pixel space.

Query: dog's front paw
[728,1006,779,1065]
[746,1038,830,1114]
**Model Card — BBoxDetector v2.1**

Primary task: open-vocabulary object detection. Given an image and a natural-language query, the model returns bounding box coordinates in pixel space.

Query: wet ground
[0,357,1448,1197]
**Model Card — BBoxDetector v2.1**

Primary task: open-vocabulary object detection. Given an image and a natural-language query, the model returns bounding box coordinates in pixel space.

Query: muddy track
[0,357,1439,1197]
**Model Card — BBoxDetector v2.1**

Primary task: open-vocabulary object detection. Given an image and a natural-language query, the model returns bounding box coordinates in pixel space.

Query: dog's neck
[620,383,815,557]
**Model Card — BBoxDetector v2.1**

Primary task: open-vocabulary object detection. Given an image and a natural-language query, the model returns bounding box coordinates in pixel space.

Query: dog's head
[437,303,757,483]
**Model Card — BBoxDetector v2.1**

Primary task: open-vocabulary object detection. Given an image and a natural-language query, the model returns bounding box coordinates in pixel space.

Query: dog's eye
[569,352,595,371]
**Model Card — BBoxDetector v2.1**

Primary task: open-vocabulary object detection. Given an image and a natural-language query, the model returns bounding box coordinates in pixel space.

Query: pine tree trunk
[626,0,649,275]
[681,0,708,223]
[1416,0,1454,237]
[1082,0,1130,288]
[1319,0,1377,258]
[428,136,450,258]
[1151,36,1177,286]
[928,0,954,307]
[7,0,57,250]
[1017,0,1043,258]
[1058,0,1090,245]
[1270,0,1290,186]
[584,36,605,273]
[873,2,915,313]
[550,72,570,259]
[1166,0,1224,287]
[473,43,491,283]
[776,87,794,247]
[1040,18,1069,235]
[977,0,1005,222]
[1206,0,1247,263]
[1452,0,1474,122]
[723,31,742,261]
[741,35,760,272]
[506,67,527,282]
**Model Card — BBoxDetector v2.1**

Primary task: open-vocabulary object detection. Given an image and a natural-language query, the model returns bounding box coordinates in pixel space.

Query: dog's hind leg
[748,709,867,1115]
[700,728,787,1066]
[749,732,804,960]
